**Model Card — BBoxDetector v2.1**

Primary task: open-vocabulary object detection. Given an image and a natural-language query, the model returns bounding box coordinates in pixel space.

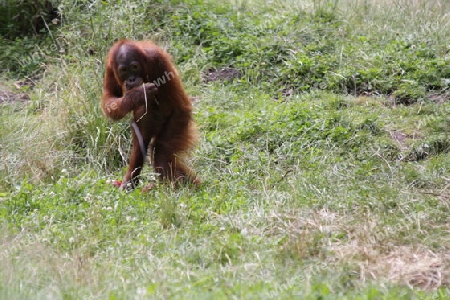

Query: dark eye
[131,63,139,70]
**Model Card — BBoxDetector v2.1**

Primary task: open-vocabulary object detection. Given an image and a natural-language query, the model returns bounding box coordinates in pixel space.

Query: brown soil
[0,82,31,104]
[202,67,241,83]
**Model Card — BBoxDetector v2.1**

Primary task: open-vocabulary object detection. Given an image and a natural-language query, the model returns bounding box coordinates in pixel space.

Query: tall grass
[2,0,449,186]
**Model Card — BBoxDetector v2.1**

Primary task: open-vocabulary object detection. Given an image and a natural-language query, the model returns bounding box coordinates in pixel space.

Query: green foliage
[164,1,450,102]
[0,0,60,37]
[0,35,60,77]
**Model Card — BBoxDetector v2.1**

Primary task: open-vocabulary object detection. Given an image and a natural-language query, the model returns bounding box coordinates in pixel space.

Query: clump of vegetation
[0,0,59,38]
[0,0,61,77]
[165,0,450,102]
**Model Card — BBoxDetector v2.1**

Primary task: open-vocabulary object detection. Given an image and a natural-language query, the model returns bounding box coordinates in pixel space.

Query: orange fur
[102,40,199,190]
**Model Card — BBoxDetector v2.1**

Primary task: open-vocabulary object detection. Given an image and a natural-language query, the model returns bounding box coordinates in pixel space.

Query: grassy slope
[1,0,450,298]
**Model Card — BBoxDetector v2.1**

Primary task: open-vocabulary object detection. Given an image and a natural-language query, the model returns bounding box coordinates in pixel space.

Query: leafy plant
[0,0,60,37]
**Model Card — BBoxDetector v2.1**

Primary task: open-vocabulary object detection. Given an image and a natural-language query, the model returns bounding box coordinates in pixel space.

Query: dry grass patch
[243,208,450,291]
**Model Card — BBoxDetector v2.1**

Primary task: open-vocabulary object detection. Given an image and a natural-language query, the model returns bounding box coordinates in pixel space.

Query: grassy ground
[1,0,450,298]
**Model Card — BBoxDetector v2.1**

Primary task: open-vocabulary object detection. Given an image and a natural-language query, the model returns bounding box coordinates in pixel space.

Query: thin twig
[135,82,148,123]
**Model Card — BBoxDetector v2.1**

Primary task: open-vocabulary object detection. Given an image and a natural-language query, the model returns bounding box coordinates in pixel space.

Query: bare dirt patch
[389,130,422,151]
[202,67,241,83]
[0,82,31,104]
[428,92,450,104]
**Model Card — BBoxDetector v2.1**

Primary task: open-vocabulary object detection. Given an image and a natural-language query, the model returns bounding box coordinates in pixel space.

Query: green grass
[1,0,450,298]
